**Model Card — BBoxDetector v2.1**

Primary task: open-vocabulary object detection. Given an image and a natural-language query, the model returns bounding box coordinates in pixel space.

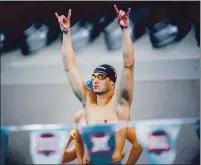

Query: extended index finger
[67,9,71,20]
[113,4,119,15]
[55,12,60,19]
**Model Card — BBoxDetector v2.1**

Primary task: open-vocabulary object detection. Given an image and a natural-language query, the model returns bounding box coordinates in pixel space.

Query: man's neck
[96,91,114,106]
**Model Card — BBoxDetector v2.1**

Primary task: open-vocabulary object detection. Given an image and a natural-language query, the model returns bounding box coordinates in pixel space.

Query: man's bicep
[118,66,134,105]
[67,66,87,104]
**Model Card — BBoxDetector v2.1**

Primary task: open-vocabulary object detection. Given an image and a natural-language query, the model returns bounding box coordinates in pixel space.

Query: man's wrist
[121,26,129,30]
[62,28,69,35]
[121,27,132,34]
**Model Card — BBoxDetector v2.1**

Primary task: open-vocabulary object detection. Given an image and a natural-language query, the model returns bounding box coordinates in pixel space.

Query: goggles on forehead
[91,73,107,80]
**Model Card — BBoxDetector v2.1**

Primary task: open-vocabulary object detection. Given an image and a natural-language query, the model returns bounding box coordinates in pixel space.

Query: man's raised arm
[55,10,87,105]
[114,5,135,106]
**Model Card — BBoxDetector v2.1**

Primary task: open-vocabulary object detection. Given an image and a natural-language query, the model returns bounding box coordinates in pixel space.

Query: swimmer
[55,4,135,164]
[61,110,143,165]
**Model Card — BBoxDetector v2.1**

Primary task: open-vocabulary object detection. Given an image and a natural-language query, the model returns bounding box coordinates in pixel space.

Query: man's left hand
[114,4,131,28]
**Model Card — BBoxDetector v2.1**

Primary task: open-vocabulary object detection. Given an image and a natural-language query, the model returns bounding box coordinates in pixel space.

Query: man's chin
[93,89,104,95]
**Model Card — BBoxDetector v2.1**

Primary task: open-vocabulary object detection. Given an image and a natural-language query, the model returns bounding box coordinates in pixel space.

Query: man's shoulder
[114,89,131,105]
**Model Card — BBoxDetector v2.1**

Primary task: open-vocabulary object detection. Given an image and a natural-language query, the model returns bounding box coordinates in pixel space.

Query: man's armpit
[74,89,85,103]
[116,89,129,105]
[67,67,87,104]
[121,90,130,103]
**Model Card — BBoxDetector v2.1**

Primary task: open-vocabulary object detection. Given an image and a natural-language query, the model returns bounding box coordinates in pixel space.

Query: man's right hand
[55,9,71,34]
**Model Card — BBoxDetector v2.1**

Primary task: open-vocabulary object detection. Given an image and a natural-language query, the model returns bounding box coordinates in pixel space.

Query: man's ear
[110,81,115,87]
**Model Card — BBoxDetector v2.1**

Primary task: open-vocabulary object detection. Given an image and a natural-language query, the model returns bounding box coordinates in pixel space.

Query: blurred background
[0,1,200,164]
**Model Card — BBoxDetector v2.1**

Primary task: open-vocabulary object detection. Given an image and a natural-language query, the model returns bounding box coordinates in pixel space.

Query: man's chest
[84,104,129,123]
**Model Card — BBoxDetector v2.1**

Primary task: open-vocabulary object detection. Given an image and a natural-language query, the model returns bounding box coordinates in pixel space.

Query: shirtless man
[62,110,143,165]
[55,4,135,164]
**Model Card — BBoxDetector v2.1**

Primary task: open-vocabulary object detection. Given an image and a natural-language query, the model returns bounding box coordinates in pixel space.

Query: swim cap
[93,64,117,83]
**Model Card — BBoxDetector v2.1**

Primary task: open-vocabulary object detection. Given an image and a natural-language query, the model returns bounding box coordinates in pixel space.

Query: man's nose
[93,77,99,83]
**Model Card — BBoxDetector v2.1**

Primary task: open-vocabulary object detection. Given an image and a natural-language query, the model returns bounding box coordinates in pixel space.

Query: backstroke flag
[80,123,117,164]
[29,129,70,164]
[136,121,181,164]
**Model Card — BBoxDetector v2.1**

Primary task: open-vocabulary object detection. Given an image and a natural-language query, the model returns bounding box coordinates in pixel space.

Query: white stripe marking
[94,71,107,75]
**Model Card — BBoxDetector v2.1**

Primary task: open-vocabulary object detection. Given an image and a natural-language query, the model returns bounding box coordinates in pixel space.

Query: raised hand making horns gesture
[114,4,131,28]
[55,9,72,34]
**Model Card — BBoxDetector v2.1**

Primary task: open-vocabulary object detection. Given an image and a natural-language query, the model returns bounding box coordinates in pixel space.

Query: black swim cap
[93,64,117,83]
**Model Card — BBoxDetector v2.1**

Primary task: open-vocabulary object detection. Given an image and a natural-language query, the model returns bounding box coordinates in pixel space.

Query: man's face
[92,73,113,95]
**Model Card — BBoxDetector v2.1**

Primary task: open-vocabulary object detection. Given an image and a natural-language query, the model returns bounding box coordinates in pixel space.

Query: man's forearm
[122,28,134,67]
[66,135,74,149]
[74,132,85,165]
[75,140,84,164]
[62,147,77,163]
[62,33,76,71]
[126,145,143,165]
